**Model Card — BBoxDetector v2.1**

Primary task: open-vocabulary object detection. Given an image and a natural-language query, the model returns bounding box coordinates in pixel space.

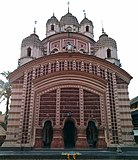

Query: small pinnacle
[102,27,104,34]
[83,10,86,18]
[67,1,70,13]
[34,20,37,34]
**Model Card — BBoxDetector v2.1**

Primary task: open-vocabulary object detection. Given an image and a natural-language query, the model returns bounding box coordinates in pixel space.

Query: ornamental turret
[80,12,94,39]
[60,12,80,32]
[46,14,60,37]
[95,29,121,67]
[18,32,42,66]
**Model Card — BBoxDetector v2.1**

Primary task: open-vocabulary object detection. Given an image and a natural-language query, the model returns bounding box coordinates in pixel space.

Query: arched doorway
[42,120,53,148]
[86,121,98,148]
[63,119,77,148]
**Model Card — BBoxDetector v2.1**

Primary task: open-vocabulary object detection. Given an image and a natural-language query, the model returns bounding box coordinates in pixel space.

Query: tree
[0,71,11,129]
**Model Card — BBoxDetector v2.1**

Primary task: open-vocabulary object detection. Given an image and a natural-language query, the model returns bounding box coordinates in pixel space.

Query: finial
[34,20,37,34]
[67,1,70,13]
[83,10,86,18]
[53,12,55,17]
[101,20,105,34]
[102,27,105,34]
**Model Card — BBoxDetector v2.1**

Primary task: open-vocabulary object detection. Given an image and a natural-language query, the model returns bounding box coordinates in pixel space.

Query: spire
[34,20,37,34]
[101,20,105,34]
[67,1,70,13]
[83,10,86,18]
[102,27,105,34]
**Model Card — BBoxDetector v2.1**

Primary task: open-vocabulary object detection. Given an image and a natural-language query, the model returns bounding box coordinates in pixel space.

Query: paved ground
[0,148,138,159]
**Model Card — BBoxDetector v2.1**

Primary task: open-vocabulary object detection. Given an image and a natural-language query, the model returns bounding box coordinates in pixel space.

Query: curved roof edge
[9,52,132,83]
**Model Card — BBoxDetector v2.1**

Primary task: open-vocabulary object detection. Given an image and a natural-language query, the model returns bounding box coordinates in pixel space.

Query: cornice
[9,52,132,83]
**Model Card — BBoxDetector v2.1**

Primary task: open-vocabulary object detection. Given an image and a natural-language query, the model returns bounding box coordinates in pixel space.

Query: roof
[95,33,117,51]
[46,15,59,25]
[80,17,93,26]
[60,12,79,27]
[21,33,41,47]
[130,96,138,105]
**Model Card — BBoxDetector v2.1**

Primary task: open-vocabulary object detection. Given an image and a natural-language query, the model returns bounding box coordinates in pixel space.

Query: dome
[80,17,93,26]
[46,15,59,25]
[60,12,79,27]
[21,33,41,47]
[95,33,117,51]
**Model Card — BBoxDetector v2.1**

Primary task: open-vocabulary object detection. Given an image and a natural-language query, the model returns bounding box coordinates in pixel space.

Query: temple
[3,9,134,149]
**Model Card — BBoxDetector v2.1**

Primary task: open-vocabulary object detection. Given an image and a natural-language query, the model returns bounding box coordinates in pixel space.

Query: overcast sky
[0,0,138,112]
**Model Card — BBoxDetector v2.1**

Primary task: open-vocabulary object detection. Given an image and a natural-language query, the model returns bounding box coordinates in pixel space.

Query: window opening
[86,26,89,32]
[27,47,31,57]
[51,25,54,31]
[107,48,111,58]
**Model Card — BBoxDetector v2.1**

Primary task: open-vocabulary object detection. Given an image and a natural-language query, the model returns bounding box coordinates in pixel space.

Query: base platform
[0,148,138,159]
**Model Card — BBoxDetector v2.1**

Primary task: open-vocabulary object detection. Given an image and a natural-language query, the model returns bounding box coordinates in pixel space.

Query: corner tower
[18,32,42,66]
[95,29,121,67]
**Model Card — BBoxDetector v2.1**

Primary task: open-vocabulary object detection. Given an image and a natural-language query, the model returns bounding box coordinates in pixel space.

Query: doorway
[63,119,77,148]
[86,121,98,148]
[42,120,53,148]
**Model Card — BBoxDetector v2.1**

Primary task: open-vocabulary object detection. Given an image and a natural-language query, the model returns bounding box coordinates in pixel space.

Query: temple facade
[3,10,134,148]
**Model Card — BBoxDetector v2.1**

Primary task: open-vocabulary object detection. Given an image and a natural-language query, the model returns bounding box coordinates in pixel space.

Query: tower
[18,32,42,66]
[95,29,121,67]
[80,11,94,39]
[46,14,60,37]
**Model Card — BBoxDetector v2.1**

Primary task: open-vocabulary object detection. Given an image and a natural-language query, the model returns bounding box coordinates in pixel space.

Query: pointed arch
[63,118,77,148]
[86,26,89,32]
[86,120,98,148]
[51,24,54,31]
[27,47,31,57]
[42,120,53,148]
[107,48,111,58]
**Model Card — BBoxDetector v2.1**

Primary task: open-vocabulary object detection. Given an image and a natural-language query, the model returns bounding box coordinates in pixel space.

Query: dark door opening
[42,120,53,148]
[86,121,98,148]
[63,119,76,148]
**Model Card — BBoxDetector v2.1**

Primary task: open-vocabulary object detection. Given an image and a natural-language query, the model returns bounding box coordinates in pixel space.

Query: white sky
[0,0,138,113]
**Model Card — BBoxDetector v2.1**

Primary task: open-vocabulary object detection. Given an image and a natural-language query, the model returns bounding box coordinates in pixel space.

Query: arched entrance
[86,121,98,148]
[42,120,53,148]
[63,119,77,148]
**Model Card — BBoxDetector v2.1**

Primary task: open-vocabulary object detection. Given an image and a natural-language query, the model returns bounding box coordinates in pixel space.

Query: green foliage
[0,71,11,99]
[0,122,6,130]
[0,71,10,80]
[0,71,11,130]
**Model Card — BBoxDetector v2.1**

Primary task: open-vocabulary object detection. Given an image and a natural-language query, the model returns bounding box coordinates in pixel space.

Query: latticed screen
[22,71,32,144]
[84,90,101,126]
[107,72,119,144]
[39,90,56,126]
[60,88,80,125]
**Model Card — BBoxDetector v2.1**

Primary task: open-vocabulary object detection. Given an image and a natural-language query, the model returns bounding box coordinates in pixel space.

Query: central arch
[63,119,77,148]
